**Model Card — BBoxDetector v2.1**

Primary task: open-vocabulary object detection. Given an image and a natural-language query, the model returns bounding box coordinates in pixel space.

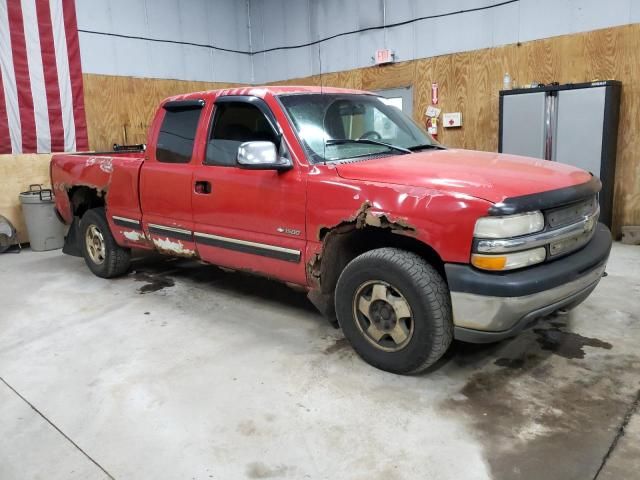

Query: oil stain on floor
[133,270,175,294]
[533,324,613,359]
[443,316,640,480]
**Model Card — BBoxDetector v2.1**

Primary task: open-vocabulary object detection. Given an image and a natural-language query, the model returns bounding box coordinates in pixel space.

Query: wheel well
[68,186,105,218]
[313,226,446,296]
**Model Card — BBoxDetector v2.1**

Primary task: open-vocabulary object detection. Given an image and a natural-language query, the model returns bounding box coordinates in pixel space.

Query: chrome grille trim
[547,196,597,229]
[476,205,599,254]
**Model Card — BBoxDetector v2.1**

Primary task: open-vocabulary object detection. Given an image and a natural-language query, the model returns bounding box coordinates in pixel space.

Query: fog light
[471,247,546,271]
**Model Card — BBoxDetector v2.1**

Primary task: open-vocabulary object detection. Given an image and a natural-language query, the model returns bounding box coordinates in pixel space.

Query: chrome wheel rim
[352,280,414,352]
[85,225,106,265]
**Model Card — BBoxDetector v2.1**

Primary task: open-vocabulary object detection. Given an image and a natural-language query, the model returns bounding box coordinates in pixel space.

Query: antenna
[319,44,326,164]
[318,43,323,93]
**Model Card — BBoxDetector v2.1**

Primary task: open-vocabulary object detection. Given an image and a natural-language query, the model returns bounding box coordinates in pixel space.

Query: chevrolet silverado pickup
[51,86,611,374]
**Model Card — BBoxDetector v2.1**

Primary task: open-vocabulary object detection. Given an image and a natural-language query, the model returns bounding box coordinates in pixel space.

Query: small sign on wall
[443,112,463,128]
[425,105,441,118]
[431,83,439,105]
[374,49,395,65]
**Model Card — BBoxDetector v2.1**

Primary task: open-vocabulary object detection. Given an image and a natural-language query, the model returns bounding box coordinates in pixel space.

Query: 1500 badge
[277,227,301,236]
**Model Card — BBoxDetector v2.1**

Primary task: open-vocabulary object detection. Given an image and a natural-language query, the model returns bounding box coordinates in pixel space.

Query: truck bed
[51,152,145,225]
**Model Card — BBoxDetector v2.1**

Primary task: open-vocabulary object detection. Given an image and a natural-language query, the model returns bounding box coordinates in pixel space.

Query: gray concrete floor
[0,244,639,480]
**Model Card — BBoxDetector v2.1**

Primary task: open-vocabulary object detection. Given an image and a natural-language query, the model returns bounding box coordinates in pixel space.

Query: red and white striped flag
[0,0,88,154]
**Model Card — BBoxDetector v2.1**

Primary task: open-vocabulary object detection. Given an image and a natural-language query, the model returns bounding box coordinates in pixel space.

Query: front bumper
[445,223,612,343]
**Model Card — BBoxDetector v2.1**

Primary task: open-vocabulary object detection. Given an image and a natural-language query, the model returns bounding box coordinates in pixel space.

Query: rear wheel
[335,248,453,374]
[80,207,131,278]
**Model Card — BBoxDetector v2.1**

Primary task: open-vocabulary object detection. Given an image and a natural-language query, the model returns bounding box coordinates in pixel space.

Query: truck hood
[334,149,593,204]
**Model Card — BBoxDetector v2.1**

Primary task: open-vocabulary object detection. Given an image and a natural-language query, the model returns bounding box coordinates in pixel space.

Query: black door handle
[195,180,212,194]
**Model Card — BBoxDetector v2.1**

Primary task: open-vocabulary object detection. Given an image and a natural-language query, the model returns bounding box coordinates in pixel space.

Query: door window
[156,108,202,163]
[206,102,279,166]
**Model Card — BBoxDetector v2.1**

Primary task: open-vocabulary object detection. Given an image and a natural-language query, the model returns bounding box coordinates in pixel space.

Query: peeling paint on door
[123,230,146,242]
[152,237,196,257]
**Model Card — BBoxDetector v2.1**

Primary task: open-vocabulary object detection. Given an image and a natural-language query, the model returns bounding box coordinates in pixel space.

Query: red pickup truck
[51,86,611,374]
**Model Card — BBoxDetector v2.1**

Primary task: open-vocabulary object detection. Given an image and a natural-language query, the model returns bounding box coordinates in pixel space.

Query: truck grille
[545,196,598,257]
[546,196,597,229]
[474,195,599,260]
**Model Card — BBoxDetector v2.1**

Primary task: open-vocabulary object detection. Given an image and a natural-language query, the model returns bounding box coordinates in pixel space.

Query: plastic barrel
[19,185,67,251]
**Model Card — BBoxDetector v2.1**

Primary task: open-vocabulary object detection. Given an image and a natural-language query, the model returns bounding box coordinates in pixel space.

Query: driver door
[191,96,307,285]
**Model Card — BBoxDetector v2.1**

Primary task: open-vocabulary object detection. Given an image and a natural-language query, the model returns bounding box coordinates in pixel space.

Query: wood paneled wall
[0,154,53,243]
[0,76,244,244]
[270,24,640,235]
[83,74,241,151]
[4,26,637,244]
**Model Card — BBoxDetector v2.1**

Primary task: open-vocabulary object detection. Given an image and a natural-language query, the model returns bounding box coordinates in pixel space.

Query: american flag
[0,0,88,154]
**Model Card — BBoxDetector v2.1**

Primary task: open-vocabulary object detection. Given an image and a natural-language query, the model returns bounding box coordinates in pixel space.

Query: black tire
[335,248,453,374]
[79,207,131,278]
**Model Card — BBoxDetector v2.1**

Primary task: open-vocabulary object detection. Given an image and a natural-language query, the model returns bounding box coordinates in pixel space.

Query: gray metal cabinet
[499,81,621,227]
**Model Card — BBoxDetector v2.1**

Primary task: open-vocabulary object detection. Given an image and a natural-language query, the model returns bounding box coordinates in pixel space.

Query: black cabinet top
[500,80,621,96]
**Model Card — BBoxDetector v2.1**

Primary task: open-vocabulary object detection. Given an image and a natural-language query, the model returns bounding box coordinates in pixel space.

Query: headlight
[471,247,546,271]
[474,211,544,238]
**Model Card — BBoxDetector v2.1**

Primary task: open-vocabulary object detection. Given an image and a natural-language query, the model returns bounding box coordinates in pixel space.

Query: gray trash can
[19,184,67,251]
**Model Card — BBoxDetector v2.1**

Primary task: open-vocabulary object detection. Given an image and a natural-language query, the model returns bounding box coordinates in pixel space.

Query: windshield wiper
[326,138,412,154]
[407,143,446,151]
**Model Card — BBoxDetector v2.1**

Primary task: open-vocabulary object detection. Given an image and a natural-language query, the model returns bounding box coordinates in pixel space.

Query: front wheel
[80,207,131,278]
[335,248,453,374]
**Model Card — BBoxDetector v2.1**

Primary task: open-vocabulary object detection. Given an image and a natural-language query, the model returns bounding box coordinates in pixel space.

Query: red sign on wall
[375,48,394,65]
[431,83,439,105]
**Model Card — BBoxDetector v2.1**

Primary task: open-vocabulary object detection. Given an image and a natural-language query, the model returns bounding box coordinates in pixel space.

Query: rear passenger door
[139,100,205,256]
[191,96,307,285]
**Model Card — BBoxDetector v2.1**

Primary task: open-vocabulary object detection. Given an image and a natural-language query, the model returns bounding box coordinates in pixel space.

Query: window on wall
[156,107,202,163]
[206,102,279,166]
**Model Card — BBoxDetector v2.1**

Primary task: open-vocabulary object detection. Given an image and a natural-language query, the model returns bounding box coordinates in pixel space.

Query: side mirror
[236,141,292,171]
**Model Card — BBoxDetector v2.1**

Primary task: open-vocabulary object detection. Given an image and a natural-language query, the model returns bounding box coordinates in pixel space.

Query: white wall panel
[78,32,117,76]
[384,22,413,64]
[208,0,250,51]
[383,0,414,63]
[249,0,638,84]
[76,0,638,84]
[177,0,209,44]
[258,50,286,83]
[143,0,177,39]
[310,0,359,39]
[415,7,494,60]
[357,0,384,29]
[76,0,112,32]
[319,34,356,75]
[491,1,520,47]
[569,0,631,33]
[76,0,252,83]
[112,35,151,78]
[108,0,148,36]
[147,41,186,80]
[518,0,577,42]
[354,29,383,71]
[631,1,640,23]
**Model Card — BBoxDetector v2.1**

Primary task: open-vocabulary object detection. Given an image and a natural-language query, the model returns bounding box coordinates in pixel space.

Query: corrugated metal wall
[76,0,252,83]
[74,0,640,84]
[249,0,640,83]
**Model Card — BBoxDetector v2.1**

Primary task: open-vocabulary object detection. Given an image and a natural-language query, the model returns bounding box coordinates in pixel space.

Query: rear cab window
[156,101,204,163]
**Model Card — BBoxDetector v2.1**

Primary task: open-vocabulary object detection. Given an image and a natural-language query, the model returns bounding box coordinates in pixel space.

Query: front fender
[306,168,493,264]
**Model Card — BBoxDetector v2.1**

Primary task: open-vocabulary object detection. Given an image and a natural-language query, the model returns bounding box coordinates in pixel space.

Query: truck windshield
[279,93,439,163]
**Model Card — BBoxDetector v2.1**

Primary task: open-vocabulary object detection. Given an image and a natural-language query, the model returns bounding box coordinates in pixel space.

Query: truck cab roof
[163,85,373,104]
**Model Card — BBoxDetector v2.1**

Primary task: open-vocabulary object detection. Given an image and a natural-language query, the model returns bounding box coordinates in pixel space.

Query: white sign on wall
[443,112,463,128]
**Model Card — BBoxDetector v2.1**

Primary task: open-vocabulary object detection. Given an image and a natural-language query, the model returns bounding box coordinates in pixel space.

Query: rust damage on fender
[317,201,415,240]
[56,181,108,197]
[308,201,416,290]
